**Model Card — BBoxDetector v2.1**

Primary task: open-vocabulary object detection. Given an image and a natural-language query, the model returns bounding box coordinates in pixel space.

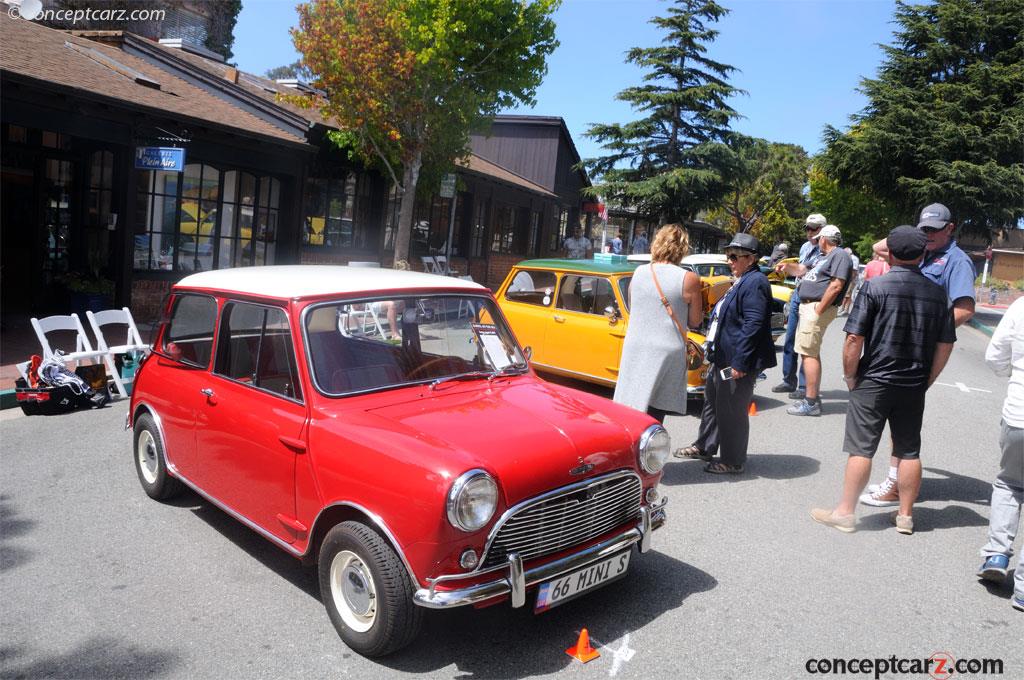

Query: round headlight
[638,425,671,474]
[446,470,498,532]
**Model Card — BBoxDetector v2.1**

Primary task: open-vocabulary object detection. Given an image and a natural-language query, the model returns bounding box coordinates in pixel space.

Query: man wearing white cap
[772,214,826,398]
[779,224,854,416]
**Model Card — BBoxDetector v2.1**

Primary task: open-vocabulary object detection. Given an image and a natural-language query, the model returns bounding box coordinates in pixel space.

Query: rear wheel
[319,521,422,657]
[133,413,183,500]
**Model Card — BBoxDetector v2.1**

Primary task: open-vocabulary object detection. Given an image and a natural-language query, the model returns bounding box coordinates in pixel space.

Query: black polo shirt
[843,265,956,387]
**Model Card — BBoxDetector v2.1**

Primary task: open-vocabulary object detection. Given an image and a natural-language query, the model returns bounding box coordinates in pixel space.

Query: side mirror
[604,305,620,325]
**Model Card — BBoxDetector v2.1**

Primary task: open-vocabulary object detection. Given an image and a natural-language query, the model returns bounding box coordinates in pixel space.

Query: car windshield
[304,295,527,395]
[694,263,732,278]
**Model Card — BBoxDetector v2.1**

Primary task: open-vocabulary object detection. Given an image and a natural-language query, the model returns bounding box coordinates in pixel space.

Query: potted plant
[62,244,114,315]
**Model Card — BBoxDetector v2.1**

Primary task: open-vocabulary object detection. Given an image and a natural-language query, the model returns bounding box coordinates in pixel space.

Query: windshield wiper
[429,364,528,390]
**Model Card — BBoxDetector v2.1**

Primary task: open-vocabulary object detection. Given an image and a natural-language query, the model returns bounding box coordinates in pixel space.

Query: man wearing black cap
[675,233,776,474]
[862,203,977,506]
[812,226,956,534]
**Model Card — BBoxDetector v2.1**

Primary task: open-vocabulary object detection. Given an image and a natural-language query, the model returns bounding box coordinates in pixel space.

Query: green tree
[204,0,242,61]
[707,136,810,246]
[807,164,900,260]
[265,61,312,82]
[821,0,1024,239]
[584,0,743,223]
[291,0,558,266]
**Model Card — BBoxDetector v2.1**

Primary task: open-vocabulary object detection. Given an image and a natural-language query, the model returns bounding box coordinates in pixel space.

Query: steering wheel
[405,357,453,380]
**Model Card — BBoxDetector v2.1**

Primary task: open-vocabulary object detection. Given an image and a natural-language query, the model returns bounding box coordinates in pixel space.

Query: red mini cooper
[128,265,669,657]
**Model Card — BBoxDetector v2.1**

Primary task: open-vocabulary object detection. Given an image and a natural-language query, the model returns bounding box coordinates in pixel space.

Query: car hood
[363,378,644,505]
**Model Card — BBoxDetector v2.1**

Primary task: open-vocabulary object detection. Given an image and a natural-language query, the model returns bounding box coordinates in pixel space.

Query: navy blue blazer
[709,267,778,374]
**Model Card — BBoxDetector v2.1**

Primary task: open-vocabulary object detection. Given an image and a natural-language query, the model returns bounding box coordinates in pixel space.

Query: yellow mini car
[496,258,709,396]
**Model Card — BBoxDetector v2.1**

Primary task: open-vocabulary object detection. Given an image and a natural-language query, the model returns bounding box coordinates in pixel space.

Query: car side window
[163,294,217,367]
[557,275,615,316]
[504,269,556,306]
[214,302,303,401]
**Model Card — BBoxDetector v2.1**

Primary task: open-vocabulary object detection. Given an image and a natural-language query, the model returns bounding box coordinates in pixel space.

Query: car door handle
[200,388,214,397]
[278,436,307,453]
[553,315,566,323]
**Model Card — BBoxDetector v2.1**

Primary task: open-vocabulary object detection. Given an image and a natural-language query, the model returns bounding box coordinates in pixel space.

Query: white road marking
[583,631,636,677]
[934,381,992,394]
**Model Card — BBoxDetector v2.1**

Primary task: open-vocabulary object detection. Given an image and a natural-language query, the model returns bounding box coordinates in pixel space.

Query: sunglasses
[725,252,751,262]
[920,226,943,233]
[805,226,821,231]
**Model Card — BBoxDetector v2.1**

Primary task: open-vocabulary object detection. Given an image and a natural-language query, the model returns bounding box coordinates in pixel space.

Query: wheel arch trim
[308,502,420,587]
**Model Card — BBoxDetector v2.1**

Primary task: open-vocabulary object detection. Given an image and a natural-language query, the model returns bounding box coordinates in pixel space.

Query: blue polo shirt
[920,240,976,305]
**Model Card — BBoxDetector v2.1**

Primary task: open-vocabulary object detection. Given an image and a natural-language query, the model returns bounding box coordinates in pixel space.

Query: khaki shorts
[794,301,838,357]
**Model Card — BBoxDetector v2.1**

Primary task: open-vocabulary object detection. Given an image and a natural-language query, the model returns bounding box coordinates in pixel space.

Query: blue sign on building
[134,146,186,172]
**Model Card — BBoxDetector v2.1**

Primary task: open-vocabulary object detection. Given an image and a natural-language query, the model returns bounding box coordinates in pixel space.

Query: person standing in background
[631,227,650,255]
[563,226,591,260]
[772,214,826,399]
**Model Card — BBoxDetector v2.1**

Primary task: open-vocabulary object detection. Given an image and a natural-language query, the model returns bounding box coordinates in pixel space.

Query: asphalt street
[1,320,1019,679]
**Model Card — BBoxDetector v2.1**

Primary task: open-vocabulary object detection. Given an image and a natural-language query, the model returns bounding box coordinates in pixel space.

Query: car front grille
[481,472,642,569]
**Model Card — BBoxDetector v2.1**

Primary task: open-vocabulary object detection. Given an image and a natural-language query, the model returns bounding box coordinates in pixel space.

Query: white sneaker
[859,476,900,507]
[866,476,896,495]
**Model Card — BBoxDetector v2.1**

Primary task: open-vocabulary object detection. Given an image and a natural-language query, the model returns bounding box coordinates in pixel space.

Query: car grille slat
[490,486,640,534]
[481,473,642,569]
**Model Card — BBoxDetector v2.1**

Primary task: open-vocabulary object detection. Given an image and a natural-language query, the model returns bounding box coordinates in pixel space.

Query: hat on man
[818,224,841,243]
[726,232,760,253]
[917,203,951,230]
[887,225,927,261]
[805,213,827,229]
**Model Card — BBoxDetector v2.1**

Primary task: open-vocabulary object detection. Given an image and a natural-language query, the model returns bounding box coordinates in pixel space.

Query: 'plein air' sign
[134,147,186,172]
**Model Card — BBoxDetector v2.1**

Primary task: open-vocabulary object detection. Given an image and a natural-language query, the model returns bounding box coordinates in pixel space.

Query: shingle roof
[0,13,307,147]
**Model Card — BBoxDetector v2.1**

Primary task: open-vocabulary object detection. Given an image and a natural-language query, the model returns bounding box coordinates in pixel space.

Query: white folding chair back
[420,256,440,274]
[457,274,475,318]
[434,255,455,276]
[30,314,106,368]
[86,307,150,398]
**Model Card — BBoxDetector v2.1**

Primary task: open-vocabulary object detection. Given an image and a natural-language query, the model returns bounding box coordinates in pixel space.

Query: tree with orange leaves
[291,0,559,266]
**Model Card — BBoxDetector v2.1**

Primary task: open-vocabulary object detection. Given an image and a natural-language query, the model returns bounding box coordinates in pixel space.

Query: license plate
[534,551,630,612]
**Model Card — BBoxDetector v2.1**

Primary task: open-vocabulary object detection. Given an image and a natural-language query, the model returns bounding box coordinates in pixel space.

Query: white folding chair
[420,256,440,274]
[86,307,150,398]
[30,314,107,369]
[434,255,451,276]
[457,274,475,318]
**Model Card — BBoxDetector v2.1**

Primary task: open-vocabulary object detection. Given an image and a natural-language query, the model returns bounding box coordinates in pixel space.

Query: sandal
[704,462,744,474]
[674,445,710,460]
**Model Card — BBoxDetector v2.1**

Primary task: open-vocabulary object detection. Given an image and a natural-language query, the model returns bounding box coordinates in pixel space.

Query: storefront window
[491,203,516,254]
[304,172,379,251]
[134,163,279,273]
[549,207,569,251]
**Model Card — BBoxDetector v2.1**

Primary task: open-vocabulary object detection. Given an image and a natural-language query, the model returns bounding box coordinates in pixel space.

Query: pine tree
[822,0,1024,237]
[584,0,742,223]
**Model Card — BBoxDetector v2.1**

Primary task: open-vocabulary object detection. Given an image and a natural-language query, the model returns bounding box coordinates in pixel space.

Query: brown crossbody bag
[650,265,688,343]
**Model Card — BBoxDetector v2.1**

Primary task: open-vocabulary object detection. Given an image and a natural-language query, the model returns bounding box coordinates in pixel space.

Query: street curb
[968,318,994,337]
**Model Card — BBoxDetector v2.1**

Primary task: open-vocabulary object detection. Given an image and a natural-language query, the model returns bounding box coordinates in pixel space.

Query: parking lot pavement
[1,321,1019,680]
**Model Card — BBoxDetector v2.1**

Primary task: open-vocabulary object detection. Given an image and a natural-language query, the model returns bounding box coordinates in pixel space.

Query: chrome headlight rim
[638,424,671,474]
[446,469,498,532]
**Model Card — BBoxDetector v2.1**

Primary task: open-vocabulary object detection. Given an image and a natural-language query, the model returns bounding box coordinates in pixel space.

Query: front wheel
[319,521,423,657]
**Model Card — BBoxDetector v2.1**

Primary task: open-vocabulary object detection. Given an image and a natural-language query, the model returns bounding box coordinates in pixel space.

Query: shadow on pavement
[186,497,320,600]
[856,504,989,533]
[0,637,179,678]
[660,453,820,486]
[0,494,35,572]
[380,550,715,677]
[918,467,994,506]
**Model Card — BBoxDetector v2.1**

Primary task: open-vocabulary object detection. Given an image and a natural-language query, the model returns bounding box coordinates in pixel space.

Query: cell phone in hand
[719,366,734,381]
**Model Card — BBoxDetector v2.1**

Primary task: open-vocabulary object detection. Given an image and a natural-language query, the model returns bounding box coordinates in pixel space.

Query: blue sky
[233,0,898,160]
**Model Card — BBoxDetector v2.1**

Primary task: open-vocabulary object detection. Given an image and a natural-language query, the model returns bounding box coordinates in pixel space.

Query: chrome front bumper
[413,500,667,610]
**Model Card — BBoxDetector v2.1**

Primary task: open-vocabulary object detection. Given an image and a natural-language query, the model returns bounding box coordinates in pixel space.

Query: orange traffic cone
[748,400,758,416]
[566,628,600,663]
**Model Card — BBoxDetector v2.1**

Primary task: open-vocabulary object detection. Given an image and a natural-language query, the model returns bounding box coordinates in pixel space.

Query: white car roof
[176,265,486,299]
[681,254,728,265]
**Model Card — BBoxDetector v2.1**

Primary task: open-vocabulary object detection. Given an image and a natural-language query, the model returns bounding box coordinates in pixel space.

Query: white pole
[982,259,989,286]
